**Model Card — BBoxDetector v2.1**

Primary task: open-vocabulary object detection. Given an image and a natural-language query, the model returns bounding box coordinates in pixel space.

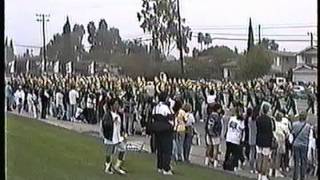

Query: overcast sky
[5,0,317,57]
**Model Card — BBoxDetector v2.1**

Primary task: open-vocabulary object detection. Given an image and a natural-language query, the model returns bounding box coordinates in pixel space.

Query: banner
[26,60,30,73]
[66,61,72,74]
[54,61,60,73]
[9,61,15,74]
[89,61,95,75]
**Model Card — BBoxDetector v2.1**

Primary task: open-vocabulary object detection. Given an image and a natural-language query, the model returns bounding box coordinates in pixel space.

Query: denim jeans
[249,145,256,171]
[183,129,193,162]
[293,146,308,180]
[174,132,185,161]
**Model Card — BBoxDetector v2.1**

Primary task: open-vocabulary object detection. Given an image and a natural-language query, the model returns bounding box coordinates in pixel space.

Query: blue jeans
[174,132,185,161]
[183,129,193,162]
[293,146,308,180]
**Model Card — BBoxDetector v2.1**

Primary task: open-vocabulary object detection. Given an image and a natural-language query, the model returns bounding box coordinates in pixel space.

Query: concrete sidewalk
[6,111,317,180]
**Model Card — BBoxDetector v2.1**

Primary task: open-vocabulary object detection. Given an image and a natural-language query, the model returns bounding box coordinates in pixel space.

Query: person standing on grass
[101,98,127,175]
[172,98,187,162]
[69,86,79,122]
[269,112,286,178]
[223,107,244,172]
[205,103,223,168]
[152,92,174,175]
[183,103,195,163]
[14,85,25,114]
[55,88,65,120]
[6,81,13,111]
[291,112,313,180]
[256,104,274,180]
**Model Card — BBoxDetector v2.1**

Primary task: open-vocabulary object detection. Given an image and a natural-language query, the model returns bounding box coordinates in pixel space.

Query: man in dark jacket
[256,104,274,180]
[152,92,174,175]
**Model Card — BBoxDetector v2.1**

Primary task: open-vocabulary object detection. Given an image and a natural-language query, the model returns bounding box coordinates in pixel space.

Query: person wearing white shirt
[69,88,79,121]
[26,90,33,116]
[14,86,25,114]
[101,98,127,175]
[55,90,65,120]
[224,108,245,172]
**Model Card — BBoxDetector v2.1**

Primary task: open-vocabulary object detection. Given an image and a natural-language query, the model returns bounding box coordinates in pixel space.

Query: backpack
[102,111,113,139]
[207,113,222,137]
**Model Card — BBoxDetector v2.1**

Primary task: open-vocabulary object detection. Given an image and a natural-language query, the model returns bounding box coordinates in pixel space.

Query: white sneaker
[250,170,255,174]
[157,169,163,173]
[261,175,269,180]
[104,162,113,174]
[114,166,127,175]
[257,174,262,180]
[163,170,173,175]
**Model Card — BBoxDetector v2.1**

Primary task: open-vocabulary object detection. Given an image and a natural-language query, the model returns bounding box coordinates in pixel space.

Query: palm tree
[204,33,212,49]
[197,32,204,50]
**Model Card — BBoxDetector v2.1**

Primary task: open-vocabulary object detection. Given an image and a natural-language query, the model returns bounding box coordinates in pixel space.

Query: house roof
[297,46,317,55]
[293,64,317,72]
[271,50,296,57]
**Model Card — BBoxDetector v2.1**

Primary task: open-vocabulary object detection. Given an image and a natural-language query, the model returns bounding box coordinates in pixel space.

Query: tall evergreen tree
[63,16,71,34]
[247,18,254,52]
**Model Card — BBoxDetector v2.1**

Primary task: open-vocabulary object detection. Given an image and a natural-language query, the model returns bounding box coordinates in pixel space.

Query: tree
[137,0,192,58]
[204,33,212,48]
[63,16,71,34]
[238,45,272,80]
[261,38,279,51]
[247,18,254,52]
[234,46,238,54]
[197,32,204,50]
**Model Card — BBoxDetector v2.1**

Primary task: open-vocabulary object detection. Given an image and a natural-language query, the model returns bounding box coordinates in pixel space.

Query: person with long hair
[172,98,187,162]
[183,103,195,163]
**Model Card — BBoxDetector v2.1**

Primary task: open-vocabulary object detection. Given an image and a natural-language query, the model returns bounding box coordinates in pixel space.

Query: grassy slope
[6,114,249,180]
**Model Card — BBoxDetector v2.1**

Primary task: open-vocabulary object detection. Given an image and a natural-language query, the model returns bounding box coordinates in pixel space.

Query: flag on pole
[26,60,30,73]
[41,60,45,72]
[9,61,15,74]
[54,61,60,73]
[89,61,95,75]
[66,61,72,74]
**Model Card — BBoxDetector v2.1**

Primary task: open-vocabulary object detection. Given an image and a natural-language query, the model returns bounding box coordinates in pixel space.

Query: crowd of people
[5,72,318,180]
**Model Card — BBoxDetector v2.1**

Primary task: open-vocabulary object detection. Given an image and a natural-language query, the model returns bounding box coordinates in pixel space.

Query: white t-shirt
[226,116,244,145]
[110,111,124,144]
[207,95,216,104]
[56,92,64,106]
[14,90,25,105]
[69,89,79,105]
[152,102,172,116]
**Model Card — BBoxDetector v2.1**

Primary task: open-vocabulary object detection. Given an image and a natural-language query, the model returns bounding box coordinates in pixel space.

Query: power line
[191,35,317,42]
[192,32,311,37]
[191,25,317,31]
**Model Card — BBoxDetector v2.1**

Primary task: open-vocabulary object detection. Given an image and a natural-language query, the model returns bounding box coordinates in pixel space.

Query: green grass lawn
[6,113,250,180]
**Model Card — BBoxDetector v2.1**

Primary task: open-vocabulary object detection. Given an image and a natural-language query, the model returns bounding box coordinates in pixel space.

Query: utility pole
[307,32,313,47]
[177,0,184,75]
[258,24,261,44]
[36,14,50,73]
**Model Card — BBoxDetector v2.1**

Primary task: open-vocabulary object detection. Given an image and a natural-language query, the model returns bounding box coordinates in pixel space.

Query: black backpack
[207,113,222,137]
[102,111,113,139]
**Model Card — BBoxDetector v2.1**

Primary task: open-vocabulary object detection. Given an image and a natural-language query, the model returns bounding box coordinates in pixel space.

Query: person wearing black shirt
[256,104,274,180]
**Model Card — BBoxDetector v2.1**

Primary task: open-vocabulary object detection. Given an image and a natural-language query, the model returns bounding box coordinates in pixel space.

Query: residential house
[292,46,318,84]
[271,50,296,74]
